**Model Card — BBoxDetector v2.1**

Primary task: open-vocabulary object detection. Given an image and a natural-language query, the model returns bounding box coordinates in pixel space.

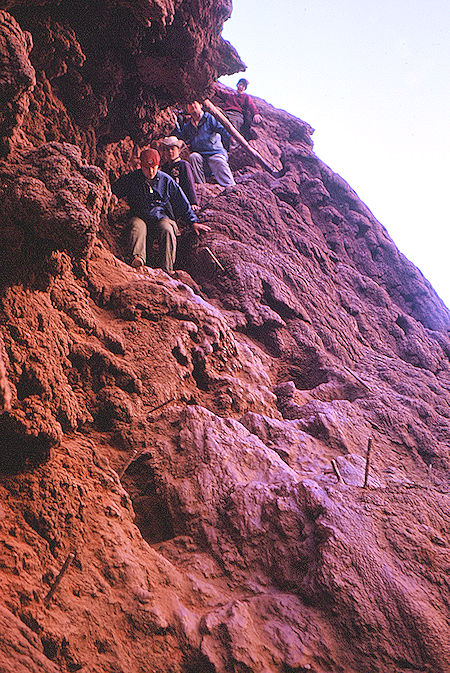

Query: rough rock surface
[1,3,449,673]
[0,0,242,160]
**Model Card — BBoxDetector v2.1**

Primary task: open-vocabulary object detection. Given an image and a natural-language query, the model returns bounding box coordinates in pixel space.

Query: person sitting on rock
[112,148,210,274]
[160,136,199,211]
[215,78,262,141]
[176,101,235,188]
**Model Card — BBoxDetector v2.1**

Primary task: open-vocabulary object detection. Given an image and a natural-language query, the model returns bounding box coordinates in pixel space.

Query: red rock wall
[1,0,242,160]
[0,3,449,673]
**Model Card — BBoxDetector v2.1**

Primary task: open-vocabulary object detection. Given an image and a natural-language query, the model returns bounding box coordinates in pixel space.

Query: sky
[219,0,450,309]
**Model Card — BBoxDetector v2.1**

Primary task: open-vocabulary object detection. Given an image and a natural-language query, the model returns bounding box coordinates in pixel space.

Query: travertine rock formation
[1,0,242,160]
[0,3,449,673]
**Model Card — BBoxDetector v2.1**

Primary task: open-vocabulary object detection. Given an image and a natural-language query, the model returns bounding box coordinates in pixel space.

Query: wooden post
[146,397,175,418]
[342,364,372,392]
[118,448,139,479]
[203,98,283,176]
[363,438,373,488]
[331,459,344,484]
[204,246,225,271]
[44,552,75,606]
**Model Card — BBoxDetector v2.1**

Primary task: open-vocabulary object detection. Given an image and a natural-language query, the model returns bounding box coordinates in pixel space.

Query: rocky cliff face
[0,3,449,673]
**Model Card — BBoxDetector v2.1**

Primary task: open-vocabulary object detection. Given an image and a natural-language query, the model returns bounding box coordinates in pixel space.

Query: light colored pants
[188,152,235,187]
[129,216,179,273]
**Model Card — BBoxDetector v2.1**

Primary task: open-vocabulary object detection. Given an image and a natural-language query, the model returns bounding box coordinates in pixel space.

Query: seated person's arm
[211,117,230,145]
[246,96,262,124]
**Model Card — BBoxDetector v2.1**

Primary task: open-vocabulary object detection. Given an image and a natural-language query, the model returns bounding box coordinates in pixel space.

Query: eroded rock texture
[1,0,242,160]
[0,2,449,673]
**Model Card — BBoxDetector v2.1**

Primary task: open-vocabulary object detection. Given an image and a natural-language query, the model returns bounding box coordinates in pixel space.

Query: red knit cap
[140,148,160,166]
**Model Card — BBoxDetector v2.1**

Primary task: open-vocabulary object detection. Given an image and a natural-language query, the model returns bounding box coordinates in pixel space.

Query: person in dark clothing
[112,148,209,274]
[215,78,262,141]
[160,136,199,211]
[177,101,235,187]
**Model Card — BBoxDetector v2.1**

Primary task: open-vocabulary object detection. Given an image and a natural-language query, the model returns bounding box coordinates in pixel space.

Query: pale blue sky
[220,0,450,309]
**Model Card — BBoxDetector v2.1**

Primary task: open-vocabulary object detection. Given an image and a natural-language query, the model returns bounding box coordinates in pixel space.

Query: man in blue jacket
[178,101,235,188]
[112,148,210,274]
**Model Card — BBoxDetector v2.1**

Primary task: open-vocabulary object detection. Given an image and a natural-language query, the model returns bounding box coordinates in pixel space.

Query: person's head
[161,136,182,161]
[140,148,160,180]
[185,101,202,121]
[237,78,248,93]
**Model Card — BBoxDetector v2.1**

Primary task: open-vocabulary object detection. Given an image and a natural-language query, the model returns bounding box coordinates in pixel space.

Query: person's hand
[192,204,200,213]
[253,114,262,124]
[192,222,211,236]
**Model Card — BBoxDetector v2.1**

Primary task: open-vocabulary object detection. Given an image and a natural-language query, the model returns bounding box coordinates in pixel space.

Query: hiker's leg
[155,217,178,273]
[207,153,235,187]
[225,111,244,150]
[188,152,206,184]
[226,111,244,130]
[129,216,147,264]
